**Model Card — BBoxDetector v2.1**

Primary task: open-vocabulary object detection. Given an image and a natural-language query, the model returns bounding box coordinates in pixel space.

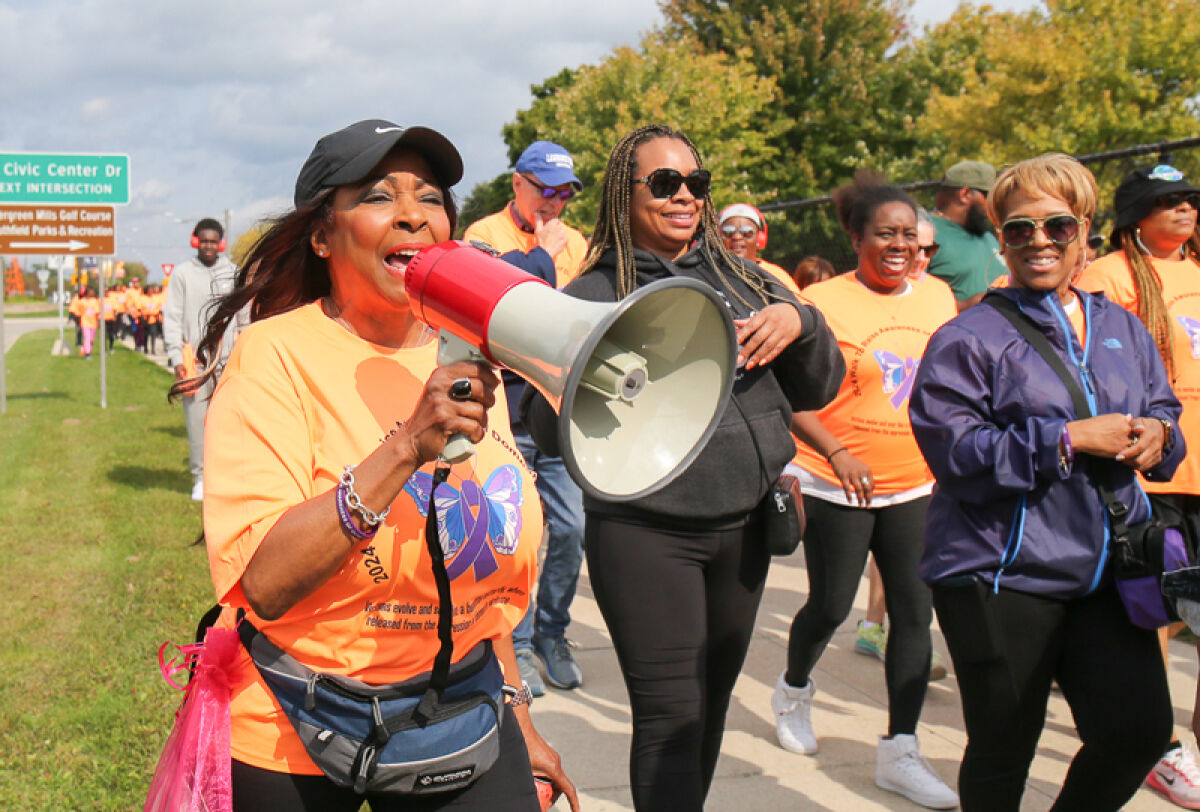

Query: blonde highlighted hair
[986,153,1097,227]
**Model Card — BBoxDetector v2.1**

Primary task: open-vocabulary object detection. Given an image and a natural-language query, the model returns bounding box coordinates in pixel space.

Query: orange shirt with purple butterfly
[795,273,956,493]
[1078,250,1200,495]
[203,301,540,774]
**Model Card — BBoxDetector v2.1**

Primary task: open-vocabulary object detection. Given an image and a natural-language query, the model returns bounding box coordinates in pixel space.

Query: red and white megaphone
[404,240,737,503]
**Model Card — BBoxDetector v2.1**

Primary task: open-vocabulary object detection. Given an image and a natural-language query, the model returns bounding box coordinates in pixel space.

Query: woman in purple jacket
[909,153,1185,811]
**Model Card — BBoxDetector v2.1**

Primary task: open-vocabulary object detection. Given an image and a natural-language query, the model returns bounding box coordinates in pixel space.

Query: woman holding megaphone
[521,124,844,811]
[170,120,578,812]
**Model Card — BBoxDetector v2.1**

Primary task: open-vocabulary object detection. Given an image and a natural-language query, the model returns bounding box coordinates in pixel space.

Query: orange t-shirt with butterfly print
[794,272,957,493]
[1078,250,1200,495]
[204,301,540,774]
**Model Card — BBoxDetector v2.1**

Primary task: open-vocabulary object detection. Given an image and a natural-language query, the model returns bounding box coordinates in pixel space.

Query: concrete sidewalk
[530,551,1192,810]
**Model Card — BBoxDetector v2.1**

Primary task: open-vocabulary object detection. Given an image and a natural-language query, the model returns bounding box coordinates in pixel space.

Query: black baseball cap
[1113,164,1199,230]
[293,119,463,207]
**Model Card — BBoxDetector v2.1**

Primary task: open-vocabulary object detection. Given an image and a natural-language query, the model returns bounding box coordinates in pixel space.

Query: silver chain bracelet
[340,465,390,528]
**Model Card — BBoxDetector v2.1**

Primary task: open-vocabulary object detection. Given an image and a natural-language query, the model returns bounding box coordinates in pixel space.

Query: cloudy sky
[1,0,1035,279]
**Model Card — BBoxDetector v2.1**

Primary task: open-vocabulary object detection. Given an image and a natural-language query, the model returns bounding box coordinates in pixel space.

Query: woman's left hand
[1116,416,1166,472]
[524,725,580,812]
[735,303,802,370]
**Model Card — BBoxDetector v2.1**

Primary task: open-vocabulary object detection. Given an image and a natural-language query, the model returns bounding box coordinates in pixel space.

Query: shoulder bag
[985,293,1189,628]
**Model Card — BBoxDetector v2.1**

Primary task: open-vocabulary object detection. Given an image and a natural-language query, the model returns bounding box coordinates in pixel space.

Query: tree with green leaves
[458,32,781,237]
[660,0,939,265]
[916,0,1200,223]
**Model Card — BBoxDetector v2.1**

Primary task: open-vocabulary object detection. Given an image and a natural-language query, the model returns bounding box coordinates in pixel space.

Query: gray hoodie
[162,255,238,370]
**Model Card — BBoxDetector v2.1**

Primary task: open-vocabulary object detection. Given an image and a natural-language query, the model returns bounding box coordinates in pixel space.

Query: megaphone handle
[437,331,489,465]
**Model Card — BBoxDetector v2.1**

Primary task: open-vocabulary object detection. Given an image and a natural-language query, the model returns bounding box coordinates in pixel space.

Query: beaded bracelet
[335,481,376,541]
[1059,424,1074,473]
[341,465,390,528]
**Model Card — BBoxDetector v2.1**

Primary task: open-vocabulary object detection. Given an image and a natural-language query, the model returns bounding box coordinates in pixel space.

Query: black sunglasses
[918,243,940,258]
[1000,214,1082,249]
[1155,191,1200,210]
[632,168,711,199]
[522,174,575,202]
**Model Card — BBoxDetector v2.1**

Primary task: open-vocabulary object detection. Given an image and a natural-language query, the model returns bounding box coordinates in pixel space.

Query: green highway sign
[0,152,130,205]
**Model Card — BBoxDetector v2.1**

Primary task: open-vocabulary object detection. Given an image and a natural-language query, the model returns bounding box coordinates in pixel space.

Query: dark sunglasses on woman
[1155,191,1200,210]
[522,174,575,202]
[918,243,940,258]
[1000,214,1082,249]
[632,168,712,199]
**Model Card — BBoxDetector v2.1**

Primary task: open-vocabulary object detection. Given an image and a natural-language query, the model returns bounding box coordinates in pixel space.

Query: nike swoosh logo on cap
[375,126,403,134]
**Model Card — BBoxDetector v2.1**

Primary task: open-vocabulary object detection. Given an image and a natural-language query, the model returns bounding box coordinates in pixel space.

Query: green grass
[0,329,212,810]
[5,309,59,318]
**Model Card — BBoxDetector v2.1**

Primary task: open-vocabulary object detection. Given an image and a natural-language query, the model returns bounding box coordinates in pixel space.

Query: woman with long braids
[521,124,843,811]
[1078,163,1200,809]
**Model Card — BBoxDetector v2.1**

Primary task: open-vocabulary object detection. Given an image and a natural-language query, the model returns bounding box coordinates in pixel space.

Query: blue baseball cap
[515,141,582,191]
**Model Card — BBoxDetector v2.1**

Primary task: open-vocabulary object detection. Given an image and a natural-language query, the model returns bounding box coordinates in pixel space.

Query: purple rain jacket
[909,286,1184,598]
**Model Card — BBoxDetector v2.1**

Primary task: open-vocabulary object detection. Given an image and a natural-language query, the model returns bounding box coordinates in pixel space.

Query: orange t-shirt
[102,291,121,320]
[204,302,540,773]
[463,207,588,288]
[1078,250,1200,495]
[144,292,164,324]
[795,273,957,493]
[79,298,100,329]
[757,259,802,297]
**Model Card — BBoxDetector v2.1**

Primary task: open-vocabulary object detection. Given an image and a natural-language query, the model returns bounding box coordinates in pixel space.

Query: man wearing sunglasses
[928,160,1007,311]
[464,141,589,699]
[465,140,587,289]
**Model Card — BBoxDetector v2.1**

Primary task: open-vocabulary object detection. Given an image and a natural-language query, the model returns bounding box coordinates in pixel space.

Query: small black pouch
[762,473,805,556]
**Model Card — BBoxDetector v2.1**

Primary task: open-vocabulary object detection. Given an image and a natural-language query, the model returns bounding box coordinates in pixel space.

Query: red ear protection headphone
[754,208,768,251]
[191,233,227,252]
[719,204,768,250]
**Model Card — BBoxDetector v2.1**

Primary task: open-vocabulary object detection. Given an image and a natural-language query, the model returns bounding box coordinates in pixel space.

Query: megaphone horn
[404,240,737,502]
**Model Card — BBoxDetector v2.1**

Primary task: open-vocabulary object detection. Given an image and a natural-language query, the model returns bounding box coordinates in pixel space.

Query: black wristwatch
[502,681,534,707]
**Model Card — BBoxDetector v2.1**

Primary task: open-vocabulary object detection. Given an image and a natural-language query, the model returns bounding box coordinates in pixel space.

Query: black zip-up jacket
[520,241,844,527]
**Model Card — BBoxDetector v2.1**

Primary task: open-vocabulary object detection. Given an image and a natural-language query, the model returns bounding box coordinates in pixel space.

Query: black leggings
[786,495,932,736]
[586,514,770,812]
[231,705,538,811]
[934,582,1170,811]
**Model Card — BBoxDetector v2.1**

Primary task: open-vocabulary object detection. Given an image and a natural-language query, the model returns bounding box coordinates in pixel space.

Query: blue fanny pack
[237,465,506,795]
[238,618,503,794]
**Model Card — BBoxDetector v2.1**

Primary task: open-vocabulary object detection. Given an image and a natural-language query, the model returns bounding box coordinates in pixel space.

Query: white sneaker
[771,671,818,754]
[191,478,203,502]
[876,734,959,809]
[1146,744,1200,809]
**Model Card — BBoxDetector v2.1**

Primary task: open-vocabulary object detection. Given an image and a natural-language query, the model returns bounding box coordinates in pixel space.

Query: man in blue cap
[464,142,588,696]
[465,140,588,287]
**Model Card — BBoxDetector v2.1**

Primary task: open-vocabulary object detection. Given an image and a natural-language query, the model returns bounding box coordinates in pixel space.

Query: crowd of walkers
[66,278,165,358]
[155,114,1200,812]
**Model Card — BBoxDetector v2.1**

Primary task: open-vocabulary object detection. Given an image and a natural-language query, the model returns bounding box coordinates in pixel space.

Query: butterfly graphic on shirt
[873,350,920,410]
[1177,316,1200,359]
[404,465,523,582]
